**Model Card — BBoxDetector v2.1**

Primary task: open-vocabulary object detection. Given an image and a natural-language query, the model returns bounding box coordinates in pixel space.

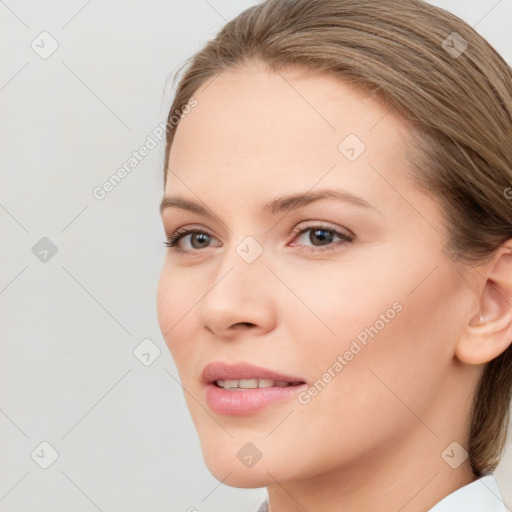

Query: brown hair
[162,0,512,476]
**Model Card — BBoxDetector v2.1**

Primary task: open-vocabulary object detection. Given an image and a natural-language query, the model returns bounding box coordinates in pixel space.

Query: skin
[156,58,512,512]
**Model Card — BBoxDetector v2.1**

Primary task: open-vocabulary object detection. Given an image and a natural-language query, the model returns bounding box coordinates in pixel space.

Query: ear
[456,239,512,365]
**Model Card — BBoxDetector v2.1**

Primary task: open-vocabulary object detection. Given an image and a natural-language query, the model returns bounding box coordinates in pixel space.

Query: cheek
[156,264,196,354]
[281,260,405,368]
[156,265,174,341]
[292,254,459,417]
[328,269,458,428]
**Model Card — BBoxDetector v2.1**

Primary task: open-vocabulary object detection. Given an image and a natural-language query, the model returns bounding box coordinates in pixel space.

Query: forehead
[172,60,401,143]
[165,59,416,210]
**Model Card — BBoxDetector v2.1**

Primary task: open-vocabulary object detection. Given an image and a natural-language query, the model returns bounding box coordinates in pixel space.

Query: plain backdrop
[1,1,511,511]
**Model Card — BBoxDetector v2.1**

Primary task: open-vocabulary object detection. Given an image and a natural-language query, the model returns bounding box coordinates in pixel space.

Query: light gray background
[1,1,511,511]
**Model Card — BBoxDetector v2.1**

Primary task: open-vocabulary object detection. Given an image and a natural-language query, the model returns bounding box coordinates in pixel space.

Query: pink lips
[202,361,307,416]
[201,361,306,385]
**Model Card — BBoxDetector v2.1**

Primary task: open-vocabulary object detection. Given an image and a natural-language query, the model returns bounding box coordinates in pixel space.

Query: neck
[266,357,482,512]
[266,424,478,512]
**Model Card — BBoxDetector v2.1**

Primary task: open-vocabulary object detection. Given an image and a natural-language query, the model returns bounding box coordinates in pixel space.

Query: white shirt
[429,475,506,511]
[255,475,506,512]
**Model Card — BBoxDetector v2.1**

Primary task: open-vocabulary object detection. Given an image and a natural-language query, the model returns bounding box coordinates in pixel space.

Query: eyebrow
[159,188,377,219]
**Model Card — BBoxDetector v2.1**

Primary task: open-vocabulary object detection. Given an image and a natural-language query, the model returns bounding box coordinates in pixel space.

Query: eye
[290,223,353,253]
[163,223,353,254]
[162,226,220,252]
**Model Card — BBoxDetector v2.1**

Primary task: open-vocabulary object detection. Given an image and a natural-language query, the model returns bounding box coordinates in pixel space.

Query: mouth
[213,378,305,390]
[202,360,307,387]
[202,361,308,415]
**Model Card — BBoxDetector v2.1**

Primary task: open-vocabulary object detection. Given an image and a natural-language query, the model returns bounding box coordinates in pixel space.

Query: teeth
[215,378,298,389]
[234,379,258,389]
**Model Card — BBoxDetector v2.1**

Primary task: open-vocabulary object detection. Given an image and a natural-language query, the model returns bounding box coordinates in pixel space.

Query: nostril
[236,322,254,328]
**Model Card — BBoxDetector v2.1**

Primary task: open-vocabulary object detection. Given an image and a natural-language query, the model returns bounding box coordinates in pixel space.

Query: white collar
[428,475,506,511]
[256,475,506,512]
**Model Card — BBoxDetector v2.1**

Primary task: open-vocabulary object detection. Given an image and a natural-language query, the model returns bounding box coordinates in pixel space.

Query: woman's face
[157,59,477,488]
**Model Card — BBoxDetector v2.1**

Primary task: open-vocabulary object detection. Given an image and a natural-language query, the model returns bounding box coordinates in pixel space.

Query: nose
[198,242,277,339]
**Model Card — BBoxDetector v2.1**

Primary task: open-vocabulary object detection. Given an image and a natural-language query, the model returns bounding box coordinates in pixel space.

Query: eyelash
[162,223,353,254]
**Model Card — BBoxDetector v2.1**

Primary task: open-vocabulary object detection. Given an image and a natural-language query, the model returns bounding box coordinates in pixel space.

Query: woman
[156,0,512,510]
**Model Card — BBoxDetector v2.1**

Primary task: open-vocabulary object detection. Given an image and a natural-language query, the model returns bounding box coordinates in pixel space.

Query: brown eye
[308,228,335,246]
[163,228,220,251]
[291,224,353,253]
[187,232,212,249]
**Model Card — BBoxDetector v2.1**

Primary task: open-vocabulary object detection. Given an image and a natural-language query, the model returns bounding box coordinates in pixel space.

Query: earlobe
[455,241,512,365]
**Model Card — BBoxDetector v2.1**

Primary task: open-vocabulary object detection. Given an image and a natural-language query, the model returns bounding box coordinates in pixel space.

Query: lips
[202,361,308,415]
[201,361,307,386]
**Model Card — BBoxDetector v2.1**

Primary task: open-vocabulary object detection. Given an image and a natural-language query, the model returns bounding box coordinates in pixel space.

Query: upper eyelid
[168,222,349,237]
[293,222,353,239]
[166,219,352,235]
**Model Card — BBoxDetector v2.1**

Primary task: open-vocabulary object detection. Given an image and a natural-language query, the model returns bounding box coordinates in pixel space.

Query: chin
[204,459,274,489]
[199,441,281,488]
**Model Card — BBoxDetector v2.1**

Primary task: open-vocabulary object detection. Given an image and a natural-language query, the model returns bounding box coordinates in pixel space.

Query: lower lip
[205,382,308,415]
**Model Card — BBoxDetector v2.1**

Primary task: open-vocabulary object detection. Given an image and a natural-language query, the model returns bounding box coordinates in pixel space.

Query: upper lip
[202,361,307,385]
